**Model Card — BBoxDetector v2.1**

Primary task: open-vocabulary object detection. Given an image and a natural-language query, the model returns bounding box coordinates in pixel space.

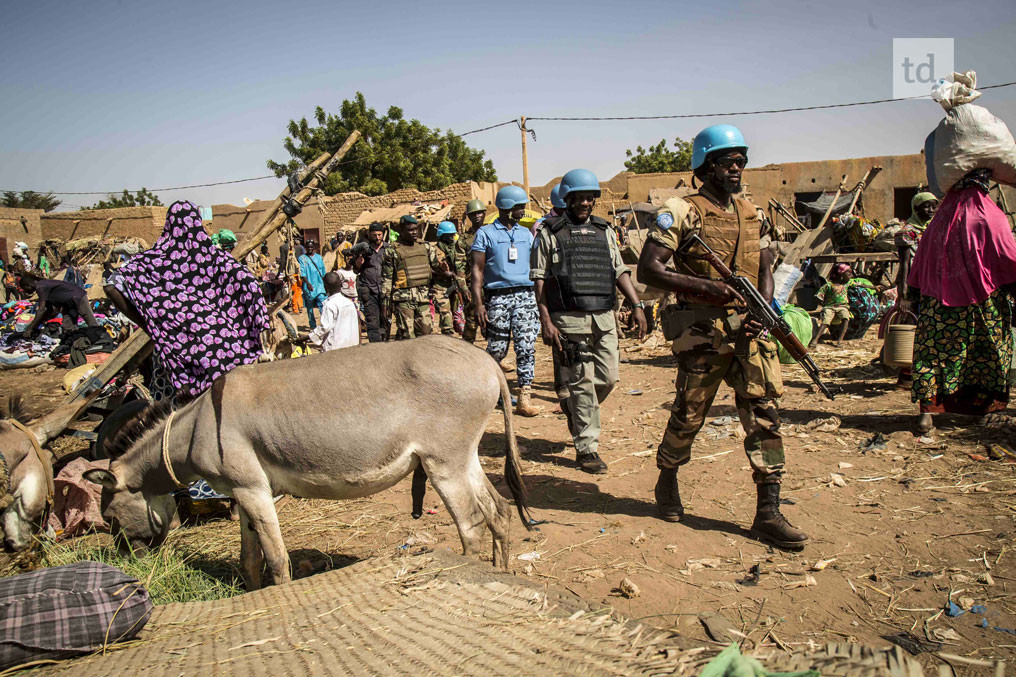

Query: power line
[7,79,1014,195]
[457,119,518,137]
[2,154,377,196]
[526,81,1016,121]
[2,174,280,196]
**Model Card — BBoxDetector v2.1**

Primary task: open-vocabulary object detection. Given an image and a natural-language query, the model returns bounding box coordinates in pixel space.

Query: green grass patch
[42,540,243,606]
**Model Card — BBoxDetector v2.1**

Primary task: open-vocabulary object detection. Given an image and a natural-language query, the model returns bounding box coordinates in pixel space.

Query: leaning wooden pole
[816,175,848,231]
[64,130,362,404]
[235,131,361,259]
[845,166,882,217]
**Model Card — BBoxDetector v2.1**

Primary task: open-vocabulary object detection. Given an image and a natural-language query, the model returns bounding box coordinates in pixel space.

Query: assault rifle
[682,233,835,400]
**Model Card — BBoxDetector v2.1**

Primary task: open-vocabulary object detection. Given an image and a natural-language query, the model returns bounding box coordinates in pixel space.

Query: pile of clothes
[0,299,126,370]
[833,213,884,252]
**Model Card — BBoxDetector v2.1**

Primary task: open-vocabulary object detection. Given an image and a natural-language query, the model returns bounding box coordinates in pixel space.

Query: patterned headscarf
[114,201,269,397]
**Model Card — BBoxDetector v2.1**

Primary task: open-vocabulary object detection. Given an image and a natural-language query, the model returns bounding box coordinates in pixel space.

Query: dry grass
[41,536,243,606]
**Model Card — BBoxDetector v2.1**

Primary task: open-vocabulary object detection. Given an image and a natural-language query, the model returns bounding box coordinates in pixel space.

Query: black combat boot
[654,467,684,522]
[751,480,809,550]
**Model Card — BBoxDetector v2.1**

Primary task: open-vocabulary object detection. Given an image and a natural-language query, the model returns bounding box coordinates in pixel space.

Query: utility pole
[520,116,530,200]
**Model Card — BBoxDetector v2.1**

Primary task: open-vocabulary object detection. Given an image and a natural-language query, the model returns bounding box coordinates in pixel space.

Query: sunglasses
[713,156,747,169]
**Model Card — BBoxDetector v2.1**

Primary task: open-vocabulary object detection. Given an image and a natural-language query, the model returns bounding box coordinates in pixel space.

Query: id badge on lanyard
[505,224,520,262]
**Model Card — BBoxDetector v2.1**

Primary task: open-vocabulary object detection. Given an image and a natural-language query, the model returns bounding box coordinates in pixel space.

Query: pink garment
[907,187,1016,307]
[47,457,109,538]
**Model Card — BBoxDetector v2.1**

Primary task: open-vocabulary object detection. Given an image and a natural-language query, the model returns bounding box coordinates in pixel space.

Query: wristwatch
[633,301,646,309]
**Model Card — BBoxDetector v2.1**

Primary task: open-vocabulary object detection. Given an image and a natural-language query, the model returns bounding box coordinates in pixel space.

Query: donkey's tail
[497,364,533,530]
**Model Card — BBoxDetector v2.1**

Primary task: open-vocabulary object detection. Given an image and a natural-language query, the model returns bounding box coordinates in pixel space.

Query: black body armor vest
[543,215,616,313]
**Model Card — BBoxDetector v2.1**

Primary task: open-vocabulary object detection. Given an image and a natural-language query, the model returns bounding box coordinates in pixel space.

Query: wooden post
[234,131,360,259]
[846,166,882,216]
[768,199,806,233]
[816,175,848,231]
[64,130,362,404]
[520,116,530,200]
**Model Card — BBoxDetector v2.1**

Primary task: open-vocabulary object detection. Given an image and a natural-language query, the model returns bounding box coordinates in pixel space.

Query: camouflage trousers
[462,299,479,343]
[485,288,539,387]
[431,284,456,335]
[657,310,786,483]
[394,299,433,339]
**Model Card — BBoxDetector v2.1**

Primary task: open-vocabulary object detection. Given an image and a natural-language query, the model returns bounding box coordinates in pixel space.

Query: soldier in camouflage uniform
[431,221,466,335]
[381,216,449,339]
[458,200,487,343]
[637,124,808,550]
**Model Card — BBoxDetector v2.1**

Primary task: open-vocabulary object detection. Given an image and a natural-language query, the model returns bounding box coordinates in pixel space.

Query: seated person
[809,263,852,348]
[18,273,98,336]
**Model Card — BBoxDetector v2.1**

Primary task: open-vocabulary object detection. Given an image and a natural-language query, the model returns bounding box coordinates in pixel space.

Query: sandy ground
[2,323,1015,673]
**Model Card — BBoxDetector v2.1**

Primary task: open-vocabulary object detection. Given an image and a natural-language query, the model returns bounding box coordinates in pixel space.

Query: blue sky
[1,0,1014,211]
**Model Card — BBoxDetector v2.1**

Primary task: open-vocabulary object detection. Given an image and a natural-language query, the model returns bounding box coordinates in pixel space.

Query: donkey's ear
[83,469,122,491]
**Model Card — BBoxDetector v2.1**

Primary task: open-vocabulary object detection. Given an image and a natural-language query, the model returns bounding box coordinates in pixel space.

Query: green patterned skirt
[912,290,1013,415]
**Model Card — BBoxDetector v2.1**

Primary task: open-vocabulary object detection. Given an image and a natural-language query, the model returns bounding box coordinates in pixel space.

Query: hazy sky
[2,0,1014,211]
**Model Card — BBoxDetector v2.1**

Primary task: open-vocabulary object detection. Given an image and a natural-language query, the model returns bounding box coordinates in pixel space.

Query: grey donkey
[84,336,533,589]
[2,392,98,551]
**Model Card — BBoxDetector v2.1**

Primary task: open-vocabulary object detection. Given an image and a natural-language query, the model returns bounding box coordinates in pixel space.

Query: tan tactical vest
[680,194,761,289]
[394,242,432,289]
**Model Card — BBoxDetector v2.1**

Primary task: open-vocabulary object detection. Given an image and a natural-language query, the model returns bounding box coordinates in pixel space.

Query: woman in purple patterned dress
[104,200,269,398]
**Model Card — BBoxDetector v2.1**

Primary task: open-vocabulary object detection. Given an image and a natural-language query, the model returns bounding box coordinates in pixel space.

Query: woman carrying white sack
[907,71,1016,433]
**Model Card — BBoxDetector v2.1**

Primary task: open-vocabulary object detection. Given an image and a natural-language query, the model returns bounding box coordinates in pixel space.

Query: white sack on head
[926,71,1016,193]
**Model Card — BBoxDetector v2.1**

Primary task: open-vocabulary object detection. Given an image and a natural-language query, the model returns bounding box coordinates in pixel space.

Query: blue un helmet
[550,184,566,209]
[495,185,529,210]
[691,124,748,170]
[559,169,601,198]
[436,221,457,237]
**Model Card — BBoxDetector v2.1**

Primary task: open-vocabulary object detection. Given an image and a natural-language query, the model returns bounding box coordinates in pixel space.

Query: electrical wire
[457,119,518,137]
[1,175,280,196]
[526,81,1016,121]
[7,80,1014,196]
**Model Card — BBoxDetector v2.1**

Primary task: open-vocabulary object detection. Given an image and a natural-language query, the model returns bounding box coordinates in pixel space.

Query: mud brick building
[0,207,44,262]
[39,206,167,245]
[531,153,1014,227]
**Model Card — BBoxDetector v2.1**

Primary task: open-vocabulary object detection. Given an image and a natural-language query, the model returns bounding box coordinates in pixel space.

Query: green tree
[1,190,61,212]
[87,188,163,210]
[268,92,497,196]
[624,137,693,174]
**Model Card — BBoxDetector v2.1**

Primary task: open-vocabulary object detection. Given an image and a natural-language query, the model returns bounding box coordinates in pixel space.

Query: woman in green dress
[907,170,1016,433]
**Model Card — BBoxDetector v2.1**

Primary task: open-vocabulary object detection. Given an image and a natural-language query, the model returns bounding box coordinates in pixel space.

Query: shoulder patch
[656,212,674,230]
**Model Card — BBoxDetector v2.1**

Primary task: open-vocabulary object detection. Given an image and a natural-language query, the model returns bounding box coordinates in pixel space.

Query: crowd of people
[3,120,1013,552]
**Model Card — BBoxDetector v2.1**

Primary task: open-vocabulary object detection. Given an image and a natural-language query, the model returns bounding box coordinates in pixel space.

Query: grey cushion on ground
[0,561,152,670]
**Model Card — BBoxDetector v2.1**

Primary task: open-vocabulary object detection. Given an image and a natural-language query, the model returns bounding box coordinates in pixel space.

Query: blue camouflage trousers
[485,287,539,387]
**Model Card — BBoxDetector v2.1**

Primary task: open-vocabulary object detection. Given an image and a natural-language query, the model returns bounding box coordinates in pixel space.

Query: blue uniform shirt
[471,219,535,290]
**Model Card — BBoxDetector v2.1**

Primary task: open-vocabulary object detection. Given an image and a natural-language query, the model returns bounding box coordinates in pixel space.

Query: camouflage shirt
[381,241,447,302]
[435,240,467,290]
[456,229,480,282]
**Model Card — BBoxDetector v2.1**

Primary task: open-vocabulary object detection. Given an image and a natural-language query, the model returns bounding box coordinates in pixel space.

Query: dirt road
[3,330,1014,672]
